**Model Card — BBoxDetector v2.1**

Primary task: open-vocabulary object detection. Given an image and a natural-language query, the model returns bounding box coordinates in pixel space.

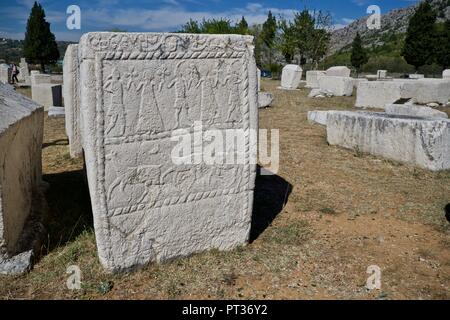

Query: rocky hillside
[330,0,450,54]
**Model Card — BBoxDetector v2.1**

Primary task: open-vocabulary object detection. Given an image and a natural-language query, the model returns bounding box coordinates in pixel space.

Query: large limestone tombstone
[63,44,82,158]
[444,69,450,79]
[306,70,326,88]
[0,64,11,84]
[0,83,44,274]
[77,32,258,272]
[326,66,351,77]
[280,64,302,90]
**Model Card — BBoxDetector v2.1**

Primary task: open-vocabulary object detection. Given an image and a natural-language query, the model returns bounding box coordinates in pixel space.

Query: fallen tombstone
[307,110,331,126]
[326,111,450,171]
[63,44,82,158]
[355,79,450,108]
[385,104,448,119]
[326,66,351,77]
[0,82,45,274]
[280,64,302,90]
[258,92,274,108]
[317,76,354,96]
[48,106,66,118]
[409,74,424,79]
[75,32,258,272]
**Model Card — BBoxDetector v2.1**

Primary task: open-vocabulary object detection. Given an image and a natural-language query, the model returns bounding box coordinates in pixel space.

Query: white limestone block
[31,73,51,86]
[409,74,424,79]
[326,66,351,77]
[0,64,11,84]
[377,70,387,79]
[257,68,261,91]
[306,70,326,88]
[443,69,450,79]
[258,92,273,108]
[317,76,354,96]
[307,110,331,126]
[385,104,448,119]
[0,82,44,272]
[77,32,258,272]
[63,44,82,158]
[280,64,302,89]
[327,111,450,171]
[31,84,62,109]
[48,106,66,118]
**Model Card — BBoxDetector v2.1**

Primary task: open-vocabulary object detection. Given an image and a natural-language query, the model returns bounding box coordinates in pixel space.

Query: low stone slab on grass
[326,111,450,171]
[385,104,448,119]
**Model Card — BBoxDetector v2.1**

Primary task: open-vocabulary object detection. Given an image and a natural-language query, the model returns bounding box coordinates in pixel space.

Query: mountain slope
[330,0,450,54]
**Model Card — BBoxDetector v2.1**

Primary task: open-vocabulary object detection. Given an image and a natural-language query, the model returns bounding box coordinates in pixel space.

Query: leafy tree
[261,11,277,64]
[277,18,296,63]
[434,20,450,69]
[292,9,315,66]
[402,0,437,71]
[350,32,369,76]
[201,18,235,34]
[308,10,332,68]
[23,1,59,73]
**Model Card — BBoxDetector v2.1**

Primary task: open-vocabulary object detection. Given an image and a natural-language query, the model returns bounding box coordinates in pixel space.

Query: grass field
[1,80,449,299]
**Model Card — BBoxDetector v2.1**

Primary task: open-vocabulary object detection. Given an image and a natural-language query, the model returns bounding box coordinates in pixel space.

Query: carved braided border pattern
[108,185,249,217]
[102,51,245,61]
[95,51,252,218]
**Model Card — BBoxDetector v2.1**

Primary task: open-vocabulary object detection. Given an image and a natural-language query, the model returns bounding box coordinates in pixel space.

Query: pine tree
[434,20,450,69]
[350,32,369,77]
[402,0,437,71]
[261,11,277,65]
[236,16,249,35]
[23,2,59,73]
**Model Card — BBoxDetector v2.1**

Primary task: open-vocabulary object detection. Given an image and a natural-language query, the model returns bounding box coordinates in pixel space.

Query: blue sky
[0,0,420,41]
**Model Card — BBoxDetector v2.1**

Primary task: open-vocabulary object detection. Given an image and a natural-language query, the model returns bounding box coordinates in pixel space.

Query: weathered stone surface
[306,70,326,88]
[280,64,302,89]
[385,104,448,119]
[317,76,354,96]
[257,68,261,91]
[48,106,66,118]
[31,73,51,86]
[308,88,323,98]
[50,74,63,84]
[377,70,387,79]
[0,82,44,273]
[0,64,11,84]
[327,111,450,171]
[409,74,424,79]
[307,110,331,126]
[31,84,62,109]
[326,66,351,77]
[258,92,273,108]
[444,69,450,79]
[63,44,82,158]
[77,32,258,272]
[355,79,450,108]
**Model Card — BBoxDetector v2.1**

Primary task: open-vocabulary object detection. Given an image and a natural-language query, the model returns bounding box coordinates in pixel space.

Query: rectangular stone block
[326,66,351,77]
[31,84,62,109]
[0,64,11,84]
[31,73,52,86]
[327,111,450,171]
[63,44,82,158]
[78,32,258,272]
[306,70,326,88]
[0,82,44,270]
[318,76,354,96]
[280,64,302,89]
[385,104,448,119]
[444,69,450,79]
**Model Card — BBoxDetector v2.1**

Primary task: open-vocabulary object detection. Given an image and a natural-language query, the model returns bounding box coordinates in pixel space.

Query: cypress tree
[350,32,369,77]
[23,2,60,73]
[402,0,437,71]
[435,20,450,69]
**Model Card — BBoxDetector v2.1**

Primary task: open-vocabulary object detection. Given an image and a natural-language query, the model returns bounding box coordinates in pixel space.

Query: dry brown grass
[0,80,449,300]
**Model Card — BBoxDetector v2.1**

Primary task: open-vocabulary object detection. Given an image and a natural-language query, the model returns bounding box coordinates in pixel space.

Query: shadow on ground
[250,166,293,242]
[42,168,93,253]
[42,138,69,149]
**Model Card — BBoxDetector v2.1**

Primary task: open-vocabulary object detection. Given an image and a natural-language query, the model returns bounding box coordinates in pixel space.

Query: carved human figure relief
[104,68,126,137]
[200,63,221,125]
[136,71,164,134]
[167,61,189,129]
[224,63,243,123]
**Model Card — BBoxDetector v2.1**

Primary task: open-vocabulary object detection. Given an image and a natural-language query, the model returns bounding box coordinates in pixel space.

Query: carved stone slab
[78,32,258,272]
[63,44,82,158]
